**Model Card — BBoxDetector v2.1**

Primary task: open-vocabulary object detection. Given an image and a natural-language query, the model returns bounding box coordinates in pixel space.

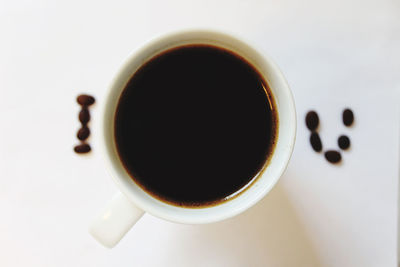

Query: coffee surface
[114,44,277,207]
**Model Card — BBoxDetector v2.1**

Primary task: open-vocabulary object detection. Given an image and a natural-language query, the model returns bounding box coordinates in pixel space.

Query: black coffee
[114,44,278,207]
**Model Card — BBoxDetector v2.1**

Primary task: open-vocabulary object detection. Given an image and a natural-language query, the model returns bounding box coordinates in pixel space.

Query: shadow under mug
[89,30,296,248]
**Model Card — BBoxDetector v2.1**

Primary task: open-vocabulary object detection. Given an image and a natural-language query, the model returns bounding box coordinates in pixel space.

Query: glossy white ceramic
[90,30,296,248]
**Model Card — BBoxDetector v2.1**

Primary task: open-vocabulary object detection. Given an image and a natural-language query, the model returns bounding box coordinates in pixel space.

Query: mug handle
[89,192,144,248]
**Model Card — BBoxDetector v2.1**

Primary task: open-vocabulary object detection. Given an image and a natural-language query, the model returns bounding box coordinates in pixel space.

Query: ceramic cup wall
[90,30,296,248]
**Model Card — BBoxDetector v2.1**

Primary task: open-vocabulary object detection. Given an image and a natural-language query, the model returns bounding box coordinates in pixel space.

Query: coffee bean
[324,150,342,163]
[305,111,319,131]
[310,132,322,152]
[77,126,90,141]
[343,108,354,126]
[74,143,91,153]
[338,135,350,150]
[75,95,95,153]
[79,107,90,124]
[77,94,95,106]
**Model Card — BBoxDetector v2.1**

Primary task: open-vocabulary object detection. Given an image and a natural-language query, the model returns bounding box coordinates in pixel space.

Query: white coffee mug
[90,30,296,248]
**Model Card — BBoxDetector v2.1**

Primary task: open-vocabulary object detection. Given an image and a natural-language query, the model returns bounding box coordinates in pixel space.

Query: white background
[1,0,399,266]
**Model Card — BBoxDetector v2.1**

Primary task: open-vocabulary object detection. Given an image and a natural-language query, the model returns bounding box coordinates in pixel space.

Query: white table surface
[1,0,399,266]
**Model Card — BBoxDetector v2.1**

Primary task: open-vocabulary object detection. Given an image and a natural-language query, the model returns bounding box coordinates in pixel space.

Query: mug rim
[100,29,296,224]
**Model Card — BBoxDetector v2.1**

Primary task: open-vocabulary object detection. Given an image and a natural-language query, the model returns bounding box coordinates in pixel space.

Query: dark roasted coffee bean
[343,108,354,126]
[77,126,90,140]
[305,111,319,131]
[77,94,95,106]
[338,135,350,150]
[310,132,322,152]
[324,150,342,163]
[74,143,91,153]
[79,107,90,124]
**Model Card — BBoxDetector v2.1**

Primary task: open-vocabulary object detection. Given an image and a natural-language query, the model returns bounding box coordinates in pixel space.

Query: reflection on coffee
[114,44,278,207]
